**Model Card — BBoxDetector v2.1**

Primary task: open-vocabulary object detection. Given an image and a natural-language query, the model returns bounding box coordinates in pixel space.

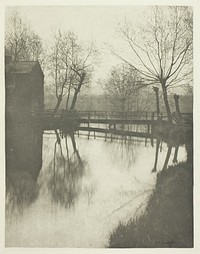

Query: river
[5,133,187,247]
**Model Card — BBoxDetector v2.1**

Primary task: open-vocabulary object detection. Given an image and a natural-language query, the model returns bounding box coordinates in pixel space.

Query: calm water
[5,134,187,247]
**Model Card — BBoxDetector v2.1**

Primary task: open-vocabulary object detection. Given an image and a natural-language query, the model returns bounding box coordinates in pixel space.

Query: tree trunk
[70,73,85,110]
[174,94,182,123]
[54,95,62,113]
[70,89,79,110]
[54,95,62,144]
[155,90,160,117]
[156,92,160,117]
[70,132,77,152]
[161,82,172,123]
[66,86,71,110]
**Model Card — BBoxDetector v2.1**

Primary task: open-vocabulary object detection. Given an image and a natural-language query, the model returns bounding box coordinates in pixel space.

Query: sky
[5,5,151,94]
[6,6,148,42]
[5,5,194,96]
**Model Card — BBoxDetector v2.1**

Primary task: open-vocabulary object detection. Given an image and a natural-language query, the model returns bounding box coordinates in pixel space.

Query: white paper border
[1,0,199,254]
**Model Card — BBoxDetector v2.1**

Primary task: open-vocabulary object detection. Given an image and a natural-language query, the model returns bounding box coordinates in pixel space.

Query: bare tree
[110,6,193,122]
[48,31,74,112]
[5,12,43,65]
[48,30,97,112]
[69,42,97,110]
[104,64,146,111]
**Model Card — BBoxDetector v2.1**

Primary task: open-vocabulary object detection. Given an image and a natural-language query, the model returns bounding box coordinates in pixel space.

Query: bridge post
[152,86,160,119]
[105,111,108,142]
[152,139,160,172]
[88,111,90,140]
[145,123,150,146]
[174,94,182,123]
[145,112,149,146]
[150,112,155,147]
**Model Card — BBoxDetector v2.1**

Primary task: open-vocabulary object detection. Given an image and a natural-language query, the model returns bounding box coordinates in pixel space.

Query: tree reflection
[162,145,173,171]
[152,138,182,173]
[47,133,86,209]
[108,137,142,170]
[152,139,182,172]
[152,123,193,172]
[6,170,39,213]
[152,139,160,172]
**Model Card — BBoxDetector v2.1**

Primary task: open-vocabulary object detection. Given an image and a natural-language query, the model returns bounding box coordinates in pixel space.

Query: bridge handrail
[29,108,192,121]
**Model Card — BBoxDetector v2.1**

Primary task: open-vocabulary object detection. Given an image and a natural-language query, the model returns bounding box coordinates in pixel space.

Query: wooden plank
[78,118,163,125]
[78,126,151,138]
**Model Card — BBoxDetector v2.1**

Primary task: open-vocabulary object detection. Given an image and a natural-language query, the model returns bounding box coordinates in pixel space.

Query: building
[5,58,44,118]
[5,57,44,184]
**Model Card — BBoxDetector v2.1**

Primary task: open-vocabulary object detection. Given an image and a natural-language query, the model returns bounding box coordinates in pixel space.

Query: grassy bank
[109,160,193,248]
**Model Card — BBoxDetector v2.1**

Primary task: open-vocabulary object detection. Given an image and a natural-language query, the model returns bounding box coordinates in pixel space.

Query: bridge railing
[30,108,190,122]
[31,109,62,118]
[77,110,169,121]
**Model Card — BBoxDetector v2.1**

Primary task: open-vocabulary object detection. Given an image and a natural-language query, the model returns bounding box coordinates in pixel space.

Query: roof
[7,61,43,75]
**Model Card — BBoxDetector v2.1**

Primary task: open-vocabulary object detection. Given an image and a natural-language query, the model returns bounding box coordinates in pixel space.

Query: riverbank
[109,159,193,248]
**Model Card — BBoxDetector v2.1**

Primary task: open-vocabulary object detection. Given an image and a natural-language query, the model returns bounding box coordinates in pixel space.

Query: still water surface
[6,134,187,247]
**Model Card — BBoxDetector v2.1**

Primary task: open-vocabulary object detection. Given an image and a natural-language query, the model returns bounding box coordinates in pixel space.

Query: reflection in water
[151,139,174,172]
[172,147,179,164]
[152,139,160,172]
[6,124,43,212]
[6,127,188,247]
[6,169,38,213]
[46,134,87,209]
[106,138,141,170]
[162,145,173,171]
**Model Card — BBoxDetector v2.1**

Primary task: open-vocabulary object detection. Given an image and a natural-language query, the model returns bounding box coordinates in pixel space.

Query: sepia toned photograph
[4,1,195,249]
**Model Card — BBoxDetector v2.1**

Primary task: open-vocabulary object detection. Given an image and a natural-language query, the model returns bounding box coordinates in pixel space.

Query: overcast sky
[5,6,152,94]
[6,6,148,42]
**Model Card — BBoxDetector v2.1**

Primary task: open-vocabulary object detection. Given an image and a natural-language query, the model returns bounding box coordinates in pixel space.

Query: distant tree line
[44,92,193,114]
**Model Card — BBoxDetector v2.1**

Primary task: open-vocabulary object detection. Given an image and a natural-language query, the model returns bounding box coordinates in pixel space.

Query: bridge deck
[31,109,192,130]
[33,109,167,121]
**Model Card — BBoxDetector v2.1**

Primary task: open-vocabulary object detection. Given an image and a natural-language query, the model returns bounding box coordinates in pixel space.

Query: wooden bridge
[33,109,168,123]
[32,109,166,127]
[7,108,192,143]
[29,109,192,141]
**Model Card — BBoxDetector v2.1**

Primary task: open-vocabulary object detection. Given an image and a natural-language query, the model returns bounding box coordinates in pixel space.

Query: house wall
[6,62,44,187]
[6,63,44,118]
